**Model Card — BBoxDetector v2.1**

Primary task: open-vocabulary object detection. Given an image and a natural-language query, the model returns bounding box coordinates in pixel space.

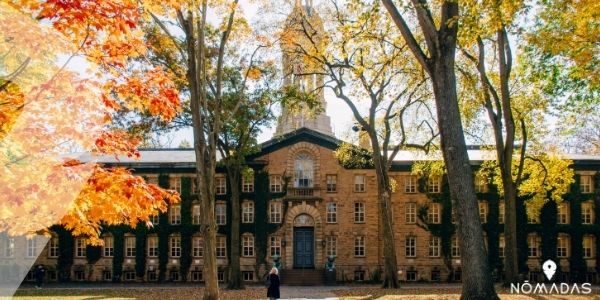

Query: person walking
[266,267,280,300]
[34,265,45,289]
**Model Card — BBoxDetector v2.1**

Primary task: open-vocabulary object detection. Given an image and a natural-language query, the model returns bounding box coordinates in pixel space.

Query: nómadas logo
[511,259,592,295]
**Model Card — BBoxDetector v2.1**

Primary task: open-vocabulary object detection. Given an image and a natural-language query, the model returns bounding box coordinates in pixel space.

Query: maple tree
[1,0,181,245]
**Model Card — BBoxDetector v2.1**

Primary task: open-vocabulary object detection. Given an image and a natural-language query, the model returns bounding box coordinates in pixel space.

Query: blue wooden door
[294,228,314,268]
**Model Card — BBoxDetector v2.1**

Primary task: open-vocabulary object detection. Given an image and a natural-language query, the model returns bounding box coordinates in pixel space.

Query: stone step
[280,269,326,286]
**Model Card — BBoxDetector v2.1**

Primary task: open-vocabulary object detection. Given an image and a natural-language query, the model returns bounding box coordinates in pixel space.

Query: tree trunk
[503,179,519,285]
[227,165,244,289]
[429,26,498,300]
[372,147,399,288]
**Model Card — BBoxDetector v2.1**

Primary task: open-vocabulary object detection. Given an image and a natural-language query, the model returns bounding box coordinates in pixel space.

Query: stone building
[13,0,600,285]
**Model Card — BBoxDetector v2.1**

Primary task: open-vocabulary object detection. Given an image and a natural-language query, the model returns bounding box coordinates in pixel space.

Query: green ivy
[158,173,170,282]
[135,223,147,279]
[52,225,73,282]
[111,227,125,282]
[86,245,102,265]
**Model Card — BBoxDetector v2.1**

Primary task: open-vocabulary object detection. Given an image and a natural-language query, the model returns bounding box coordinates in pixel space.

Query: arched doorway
[293,214,314,269]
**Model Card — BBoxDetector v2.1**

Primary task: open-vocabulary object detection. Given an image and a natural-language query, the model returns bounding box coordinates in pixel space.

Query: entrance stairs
[280,269,325,286]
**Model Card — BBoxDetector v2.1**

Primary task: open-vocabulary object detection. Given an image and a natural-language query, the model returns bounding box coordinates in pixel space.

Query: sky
[167,0,358,147]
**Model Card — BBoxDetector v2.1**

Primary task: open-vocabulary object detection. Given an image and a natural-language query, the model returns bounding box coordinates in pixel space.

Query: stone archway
[282,202,324,269]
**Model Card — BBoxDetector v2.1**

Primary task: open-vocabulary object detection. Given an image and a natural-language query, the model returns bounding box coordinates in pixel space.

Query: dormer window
[294,152,314,188]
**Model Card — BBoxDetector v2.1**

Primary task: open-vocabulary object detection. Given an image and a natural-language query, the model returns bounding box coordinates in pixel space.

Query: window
[189,204,200,225]
[582,202,594,224]
[169,205,181,225]
[124,271,136,281]
[269,175,282,193]
[150,214,159,226]
[48,237,59,258]
[193,237,203,257]
[103,270,112,281]
[74,270,85,281]
[242,173,254,193]
[242,235,254,257]
[270,236,281,256]
[583,235,595,258]
[326,175,337,192]
[354,202,365,223]
[242,201,254,223]
[216,236,226,258]
[171,177,182,194]
[557,234,569,258]
[429,236,441,257]
[581,175,593,193]
[75,238,86,258]
[243,271,254,281]
[326,202,337,223]
[170,235,181,257]
[498,202,505,224]
[218,271,225,282]
[27,238,37,258]
[148,271,158,281]
[428,176,441,193]
[451,207,457,224]
[528,234,540,258]
[451,236,460,257]
[479,202,488,223]
[147,236,158,257]
[125,236,136,257]
[1,236,14,257]
[354,175,366,192]
[475,175,487,193]
[557,204,569,224]
[354,236,365,257]
[103,236,114,257]
[215,177,227,195]
[294,152,314,188]
[405,236,416,257]
[431,269,441,281]
[499,234,505,258]
[428,203,441,224]
[404,175,417,193]
[405,203,416,224]
[406,270,417,281]
[191,271,202,282]
[326,236,337,257]
[170,270,180,281]
[269,201,282,223]
[354,270,365,281]
[215,203,226,225]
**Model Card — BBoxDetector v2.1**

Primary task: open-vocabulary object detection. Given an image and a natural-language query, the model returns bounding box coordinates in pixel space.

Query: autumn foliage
[1,1,181,244]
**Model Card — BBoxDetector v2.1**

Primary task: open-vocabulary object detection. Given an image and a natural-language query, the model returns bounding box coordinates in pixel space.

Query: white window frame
[428,176,441,193]
[498,202,505,224]
[479,202,488,224]
[192,204,201,225]
[269,201,282,223]
[242,174,254,193]
[499,234,505,258]
[193,236,203,257]
[242,201,254,223]
[582,202,594,224]
[326,202,337,223]
[326,236,337,257]
[242,235,254,257]
[269,175,282,193]
[75,238,86,258]
[354,202,365,223]
[170,235,181,257]
[405,203,416,224]
[557,204,569,224]
[216,236,226,258]
[27,238,37,258]
[557,234,569,258]
[103,236,114,257]
[326,174,337,192]
[147,236,158,257]
[169,205,181,225]
[405,236,416,257]
[528,234,540,258]
[429,236,441,257]
[215,176,227,195]
[428,203,441,224]
[583,235,594,258]
[354,175,366,192]
[451,236,460,258]
[581,175,593,193]
[48,237,59,258]
[125,236,136,258]
[404,175,417,193]
[354,236,365,257]
[270,236,281,256]
[215,203,227,225]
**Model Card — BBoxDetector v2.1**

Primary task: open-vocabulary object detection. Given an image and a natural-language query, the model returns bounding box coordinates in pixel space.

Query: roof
[76,127,600,170]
